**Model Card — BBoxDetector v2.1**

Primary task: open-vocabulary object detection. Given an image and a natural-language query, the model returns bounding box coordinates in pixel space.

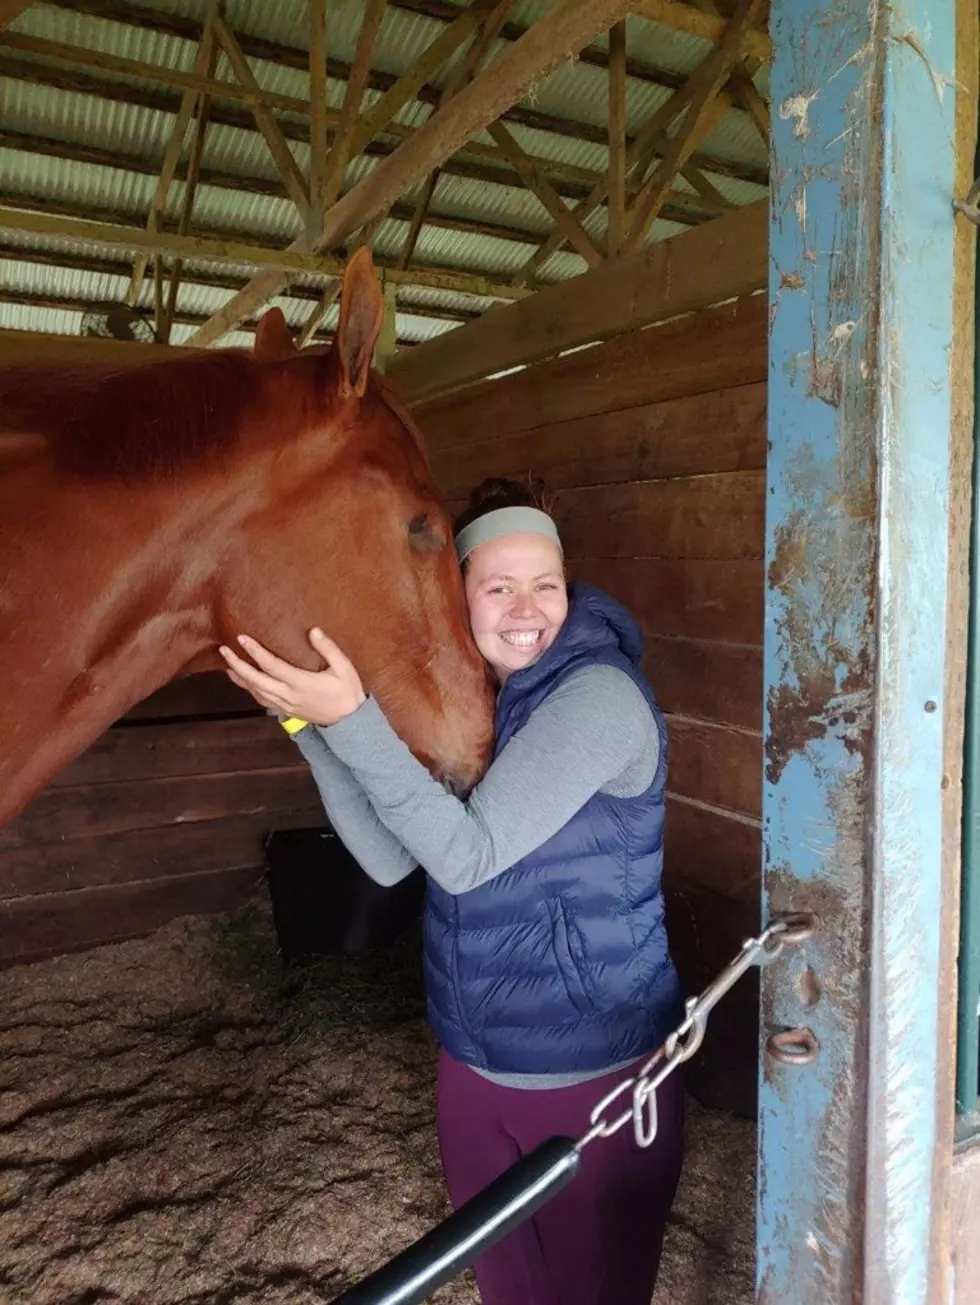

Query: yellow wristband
[280,716,309,735]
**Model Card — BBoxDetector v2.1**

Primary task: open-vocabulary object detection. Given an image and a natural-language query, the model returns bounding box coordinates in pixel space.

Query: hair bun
[455,475,554,534]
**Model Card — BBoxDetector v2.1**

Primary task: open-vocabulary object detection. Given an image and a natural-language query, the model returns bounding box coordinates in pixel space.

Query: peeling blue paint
[762,0,956,1298]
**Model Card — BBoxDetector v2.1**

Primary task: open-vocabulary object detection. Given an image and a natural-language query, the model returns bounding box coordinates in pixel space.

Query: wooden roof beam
[511,57,725,286]
[0,126,730,234]
[2,7,768,172]
[161,28,220,343]
[315,0,387,231]
[186,0,651,347]
[487,121,603,266]
[624,0,765,251]
[606,20,628,257]
[0,52,769,191]
[0,206,530,301]
[125,13,216,306]
[0,287,420,347]
[631,0,770,59]
[43,0,767,104]
[399,0,515,269]
[308,0,329,211]
[211,9,310,216]
[0,241,480,325]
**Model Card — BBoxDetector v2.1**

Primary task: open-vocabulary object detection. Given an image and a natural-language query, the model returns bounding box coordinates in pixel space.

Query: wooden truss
[0,0,771,347]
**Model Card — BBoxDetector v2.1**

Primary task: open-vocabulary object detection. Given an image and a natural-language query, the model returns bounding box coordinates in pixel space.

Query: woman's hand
[218,629,366,726]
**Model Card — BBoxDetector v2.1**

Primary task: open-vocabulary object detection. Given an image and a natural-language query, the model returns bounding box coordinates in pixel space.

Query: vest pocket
[548,897,596,1015]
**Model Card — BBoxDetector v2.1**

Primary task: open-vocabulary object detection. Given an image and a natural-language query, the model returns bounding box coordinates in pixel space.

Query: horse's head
[220,254,494,791]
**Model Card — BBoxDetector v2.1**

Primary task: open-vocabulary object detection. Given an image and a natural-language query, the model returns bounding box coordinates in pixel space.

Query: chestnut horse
[0,250,493,830]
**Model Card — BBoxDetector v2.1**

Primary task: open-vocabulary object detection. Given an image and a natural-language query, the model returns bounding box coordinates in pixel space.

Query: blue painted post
[762,0,958,1298]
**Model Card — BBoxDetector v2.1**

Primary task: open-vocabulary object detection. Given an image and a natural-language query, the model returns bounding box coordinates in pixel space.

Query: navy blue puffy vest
[423,583,685,1074]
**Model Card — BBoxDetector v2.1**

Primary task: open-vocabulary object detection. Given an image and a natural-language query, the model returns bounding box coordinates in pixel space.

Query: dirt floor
[0,901,755,1305]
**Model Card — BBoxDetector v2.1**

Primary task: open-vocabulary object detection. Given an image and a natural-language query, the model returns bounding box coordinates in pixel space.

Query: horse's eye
[408,513,443,554]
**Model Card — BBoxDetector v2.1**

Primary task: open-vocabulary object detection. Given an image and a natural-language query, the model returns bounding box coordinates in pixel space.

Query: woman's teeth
[500,630,542,648]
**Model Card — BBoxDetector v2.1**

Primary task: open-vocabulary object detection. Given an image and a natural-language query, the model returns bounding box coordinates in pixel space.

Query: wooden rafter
[296,213,385,344]
[511,64,725,287]
[2,0,770,237]
[185,0,647,348]
[623,0,764,253]
[729,64,769,141]
[400,0,514,269]
[0,241,480,325]
[374,280,399,372]
[48,0,771,105]
[296,279,341,347]
[0,29,312,115]
[680,161,733,208]
[212,10,310,217]
[0,47,769,192]
[162,45,218,344]
[0,127,734,240]
[347,0,494,160]
[316,0,387,226]
[0,206,529,301]
[41,0,770,98]
[400,172,439,269]
[0,287,421,347]
[487,122,603,266]
[631,0,770,60]
[308,0,329,211]
[607,20,627,257]
[126,13,217,306]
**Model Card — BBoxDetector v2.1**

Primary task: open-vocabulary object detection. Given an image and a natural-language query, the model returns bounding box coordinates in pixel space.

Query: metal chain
[576,914,816,1153]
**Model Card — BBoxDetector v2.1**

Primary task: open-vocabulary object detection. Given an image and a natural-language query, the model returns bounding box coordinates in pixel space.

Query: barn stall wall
[417,292,768,1110]
[0,675,322,966]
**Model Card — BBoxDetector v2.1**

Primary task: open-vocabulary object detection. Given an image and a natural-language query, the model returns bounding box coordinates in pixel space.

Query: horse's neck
[0,462,233,829]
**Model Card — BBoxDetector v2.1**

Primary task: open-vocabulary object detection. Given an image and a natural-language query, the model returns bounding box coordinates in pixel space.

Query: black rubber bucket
[264,828,425,961]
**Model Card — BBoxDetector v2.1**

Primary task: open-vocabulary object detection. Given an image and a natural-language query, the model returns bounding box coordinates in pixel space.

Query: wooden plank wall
[0,676,322,966]
[418,293,768,1111]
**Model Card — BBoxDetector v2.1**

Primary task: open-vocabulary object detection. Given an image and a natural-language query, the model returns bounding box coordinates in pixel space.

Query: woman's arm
[321,664,658,896]
[290,725,419,887]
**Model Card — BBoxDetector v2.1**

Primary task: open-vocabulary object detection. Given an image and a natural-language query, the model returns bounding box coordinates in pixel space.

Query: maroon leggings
[436,1050,684,1305]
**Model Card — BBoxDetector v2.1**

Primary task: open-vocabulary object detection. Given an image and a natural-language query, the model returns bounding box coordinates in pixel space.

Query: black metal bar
[330,1135,581,1305]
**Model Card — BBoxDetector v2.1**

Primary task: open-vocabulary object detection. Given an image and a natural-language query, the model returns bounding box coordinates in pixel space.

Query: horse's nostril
[445,775,471,800]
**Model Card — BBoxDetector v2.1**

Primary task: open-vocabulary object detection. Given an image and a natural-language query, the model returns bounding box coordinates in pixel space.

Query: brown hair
[453,475,555,534]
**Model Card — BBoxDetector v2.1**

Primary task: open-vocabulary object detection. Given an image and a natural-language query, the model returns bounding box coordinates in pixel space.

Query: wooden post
[761,0,960,1295]
[374,279,398,373]
[308,0,329,212]
[606,20,626,257]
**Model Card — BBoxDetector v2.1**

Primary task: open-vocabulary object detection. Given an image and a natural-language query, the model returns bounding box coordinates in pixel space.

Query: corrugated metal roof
[0,0,769,351]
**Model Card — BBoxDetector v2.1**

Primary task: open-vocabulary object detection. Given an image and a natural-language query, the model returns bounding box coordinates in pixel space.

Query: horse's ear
[254,307,297,360]
[335,246,384,399]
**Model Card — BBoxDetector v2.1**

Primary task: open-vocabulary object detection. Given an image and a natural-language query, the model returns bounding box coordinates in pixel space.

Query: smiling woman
[223,473,687,1305]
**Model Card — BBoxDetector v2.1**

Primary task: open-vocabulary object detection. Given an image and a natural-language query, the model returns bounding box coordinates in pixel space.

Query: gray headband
[454,506,562,563]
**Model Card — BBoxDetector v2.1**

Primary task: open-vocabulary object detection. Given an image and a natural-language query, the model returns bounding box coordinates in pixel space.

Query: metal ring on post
[763,913,818,956]
[766,1026,820,1066]
[953,178,980,225]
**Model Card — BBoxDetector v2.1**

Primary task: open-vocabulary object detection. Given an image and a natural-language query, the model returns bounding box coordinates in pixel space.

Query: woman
[220,478,686,1305]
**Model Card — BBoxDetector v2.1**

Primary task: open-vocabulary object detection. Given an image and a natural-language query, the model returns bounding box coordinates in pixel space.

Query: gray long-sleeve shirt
[291,663,661,1087]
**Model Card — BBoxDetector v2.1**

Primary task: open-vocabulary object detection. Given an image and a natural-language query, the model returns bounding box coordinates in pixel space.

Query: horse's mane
[0,346,428,484]
[0,350,268,481]
[372,371,432,469]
